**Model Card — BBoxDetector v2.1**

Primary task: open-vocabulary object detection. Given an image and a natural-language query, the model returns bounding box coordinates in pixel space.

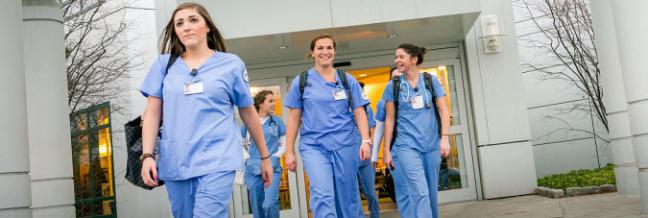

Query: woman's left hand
[440,136,451,157]
[359,142,371,160]
[260,158,273,187]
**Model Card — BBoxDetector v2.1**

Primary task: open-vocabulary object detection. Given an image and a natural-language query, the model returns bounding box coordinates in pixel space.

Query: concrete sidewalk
[380,193,643,218]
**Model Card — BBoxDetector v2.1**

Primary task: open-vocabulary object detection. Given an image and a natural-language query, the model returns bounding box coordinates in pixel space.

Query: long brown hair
[160,3,227,55]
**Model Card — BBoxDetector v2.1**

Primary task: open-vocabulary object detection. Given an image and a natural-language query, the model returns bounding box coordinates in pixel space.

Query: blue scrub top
[140,52,253,181]
[375,99,386,122]
[241,115,286,174]
[381,73,446,152]
[284,68,370,151]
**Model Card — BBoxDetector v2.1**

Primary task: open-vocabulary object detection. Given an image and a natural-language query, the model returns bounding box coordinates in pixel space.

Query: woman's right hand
[141,158,159,187]
[383,151,395,170]
[285,151,296,172]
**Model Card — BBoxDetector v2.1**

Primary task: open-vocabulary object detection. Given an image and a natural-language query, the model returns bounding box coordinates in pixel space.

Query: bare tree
[61,0,140,114]
[519,0,607,131]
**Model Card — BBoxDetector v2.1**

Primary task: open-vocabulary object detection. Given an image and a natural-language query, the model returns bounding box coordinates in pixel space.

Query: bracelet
[441,133,450,137]
[361,139,371,144]
[140,153,155,162]
[260,154,271,160]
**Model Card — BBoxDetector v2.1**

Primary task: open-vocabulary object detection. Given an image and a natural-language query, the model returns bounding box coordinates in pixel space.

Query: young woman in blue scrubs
[372,68,412,218]
[283,35,372,218]
[357,82,380,218]
[241,90,286,218]
[382,44,451,218]
[139,3,273,217]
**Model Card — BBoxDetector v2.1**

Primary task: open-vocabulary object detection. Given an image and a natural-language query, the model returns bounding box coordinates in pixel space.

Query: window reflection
[440,134,468,190]
[241,85,292,215]
[71,103,115,217]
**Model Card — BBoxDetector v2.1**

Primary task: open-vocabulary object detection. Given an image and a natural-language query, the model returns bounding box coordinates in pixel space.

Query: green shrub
[537,164,615,191]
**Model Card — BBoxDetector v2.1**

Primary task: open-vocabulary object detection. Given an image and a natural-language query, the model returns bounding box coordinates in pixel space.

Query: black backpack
[390,72,442,148]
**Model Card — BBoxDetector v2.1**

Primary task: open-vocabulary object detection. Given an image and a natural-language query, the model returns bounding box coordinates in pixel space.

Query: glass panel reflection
[421,65,461,125]
[71,104,116,217]
[241,85,292,215]
[440,134,468,190]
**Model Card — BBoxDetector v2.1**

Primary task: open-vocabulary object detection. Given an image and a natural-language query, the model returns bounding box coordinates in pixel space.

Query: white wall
[511,0,611,178]
[170,0,481,39]
[464,0,538,199]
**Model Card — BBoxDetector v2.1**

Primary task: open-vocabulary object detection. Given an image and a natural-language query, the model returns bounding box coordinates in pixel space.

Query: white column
[0,1,33,218]
[22,0,76,217]
[610,0,648,215]
[590,0,640,197]
[464,0,537,199]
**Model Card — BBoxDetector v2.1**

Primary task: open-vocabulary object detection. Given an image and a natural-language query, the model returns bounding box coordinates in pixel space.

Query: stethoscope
[267,115,278,136]
[398,75,432,109]
[245,115,278,150]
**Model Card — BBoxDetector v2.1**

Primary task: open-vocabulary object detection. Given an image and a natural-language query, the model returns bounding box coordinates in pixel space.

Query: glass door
[422,58,477,202]
[348,57,477,212]
[231,77,301,218]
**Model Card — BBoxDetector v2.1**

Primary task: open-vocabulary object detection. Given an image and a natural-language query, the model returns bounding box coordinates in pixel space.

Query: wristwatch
[140,153,155,162]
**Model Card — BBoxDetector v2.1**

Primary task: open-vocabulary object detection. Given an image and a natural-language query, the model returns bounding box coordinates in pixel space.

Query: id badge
[411,95,424,109]
[333,89,347,101]
[183,81,204,95]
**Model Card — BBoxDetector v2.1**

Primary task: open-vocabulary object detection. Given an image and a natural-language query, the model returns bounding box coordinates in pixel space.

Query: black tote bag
[124,54,177,190]
[124,116,164,190]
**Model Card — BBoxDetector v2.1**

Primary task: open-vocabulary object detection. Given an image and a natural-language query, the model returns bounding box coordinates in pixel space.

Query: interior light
[250,87,259,95]
[277,46,288,49]
[99,144,107,157]
[359,74,367,77]
[438,66,446,71]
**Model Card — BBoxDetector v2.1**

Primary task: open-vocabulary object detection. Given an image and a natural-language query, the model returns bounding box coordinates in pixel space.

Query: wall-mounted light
[480,14,505,54]
[277,45,288,49]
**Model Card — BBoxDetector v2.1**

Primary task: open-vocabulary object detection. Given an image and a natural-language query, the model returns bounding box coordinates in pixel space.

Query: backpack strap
[298,71,308,97]
[165,54,179,76]
[390,76,401,150]
[336,69,356,111]
[423,72,442,137]
[155,53,178,135]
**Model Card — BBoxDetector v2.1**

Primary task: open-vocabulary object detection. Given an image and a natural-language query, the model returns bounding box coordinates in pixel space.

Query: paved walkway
[379,193,643,218]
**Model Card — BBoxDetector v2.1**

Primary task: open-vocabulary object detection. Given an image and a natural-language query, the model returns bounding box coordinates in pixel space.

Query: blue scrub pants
[300,144,361,218]
[164,170,235,218]
[394,146,441,218]
[244,171,282,218]
[390,154,412,218]
[357,160,380,218]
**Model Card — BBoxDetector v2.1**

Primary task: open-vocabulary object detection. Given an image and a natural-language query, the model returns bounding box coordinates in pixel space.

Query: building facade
[129,0,538,217]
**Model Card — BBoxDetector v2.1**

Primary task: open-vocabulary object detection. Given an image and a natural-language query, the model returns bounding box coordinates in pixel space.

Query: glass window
[422,65,461,125]
[71,103,116,217]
